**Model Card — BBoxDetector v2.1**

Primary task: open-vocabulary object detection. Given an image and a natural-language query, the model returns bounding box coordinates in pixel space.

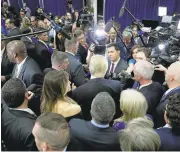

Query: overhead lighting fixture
[158,7,167,17]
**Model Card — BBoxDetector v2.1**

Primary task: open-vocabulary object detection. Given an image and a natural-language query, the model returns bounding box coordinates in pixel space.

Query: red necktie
[110,63,115,73]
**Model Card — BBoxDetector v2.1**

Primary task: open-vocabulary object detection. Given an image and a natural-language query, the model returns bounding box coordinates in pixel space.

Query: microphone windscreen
[119,8,124,17]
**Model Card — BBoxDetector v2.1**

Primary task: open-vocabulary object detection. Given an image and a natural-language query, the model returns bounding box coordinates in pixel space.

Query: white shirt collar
[109,57,120,73]
[91,120,109,128]
[112,57,120,65]
[39,40,49,50]
[139,81,153,90]
[10,108,36,116]
[16,57,28,77]
[110,38,116,43]
[165,88,175,95]
[66,51,75,56]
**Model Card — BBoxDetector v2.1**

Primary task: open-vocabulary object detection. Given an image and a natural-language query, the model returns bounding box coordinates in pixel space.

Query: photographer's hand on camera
[86,43,95,65]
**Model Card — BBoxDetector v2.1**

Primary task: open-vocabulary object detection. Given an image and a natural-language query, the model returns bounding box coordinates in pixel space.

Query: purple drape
[72,0,83,11]
[105,0,180,31]
[25,0,40,16]
[43,0,67,16]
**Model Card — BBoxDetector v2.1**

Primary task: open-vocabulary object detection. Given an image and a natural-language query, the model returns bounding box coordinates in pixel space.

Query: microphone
[119,0,127,17]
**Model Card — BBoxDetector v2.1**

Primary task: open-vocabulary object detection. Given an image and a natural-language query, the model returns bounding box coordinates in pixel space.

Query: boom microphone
[119,0,127,17]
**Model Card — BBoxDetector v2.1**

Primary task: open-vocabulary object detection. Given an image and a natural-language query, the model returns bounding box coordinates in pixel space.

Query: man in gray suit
[65,37,86,87]
[106,43,128,79]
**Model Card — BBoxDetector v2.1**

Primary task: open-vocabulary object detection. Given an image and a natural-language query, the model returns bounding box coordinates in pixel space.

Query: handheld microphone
[119,0,127,17]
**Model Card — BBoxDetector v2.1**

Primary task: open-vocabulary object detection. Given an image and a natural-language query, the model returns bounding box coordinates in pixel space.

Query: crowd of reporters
[1,1,180,151]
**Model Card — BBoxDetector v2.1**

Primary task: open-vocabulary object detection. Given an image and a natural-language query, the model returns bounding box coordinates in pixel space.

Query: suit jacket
[1,48,14,76]
[6,57,43,88]
[5,57,43,115]
[156,87,180,128]
[43,67,55,76]
[75,44,88,64]
[66,52,86,87]
[156,127,180,151]
[134,81,164,119]
[21,36,37,60]
[69,78,121,120]
[7,27,22,40]
[1,104,37,151]
[35,41,52,71]
[106,59,128,78]
[68,119,120,151]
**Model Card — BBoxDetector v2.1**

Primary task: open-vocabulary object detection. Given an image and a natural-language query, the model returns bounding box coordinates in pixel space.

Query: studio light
[158,7,167,17]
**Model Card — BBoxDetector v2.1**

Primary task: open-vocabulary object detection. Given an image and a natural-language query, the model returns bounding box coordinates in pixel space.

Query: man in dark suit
[65,37,86,87]
[68,92,120,151]
[133,60,164,120]
[43,51,69,75]
[35,29,52,71]
[32,113,70,151]
[1,36,14,76]
[156,93,180,151]
[156,61,180,128]
[5,18,22,39]
[69,55,121,120]
[106,43,128,79]
[1,40,43,115]
[1,78,37,151]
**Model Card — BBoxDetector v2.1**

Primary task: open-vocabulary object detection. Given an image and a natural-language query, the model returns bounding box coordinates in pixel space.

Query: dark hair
[98,19,105,25]
[137,47,151,58]
[130,45,142,57]
[35,112,70,151]
[166,93,180,133]
[107,43,120,51]
[1,78,26,108]
[41,70,69,113]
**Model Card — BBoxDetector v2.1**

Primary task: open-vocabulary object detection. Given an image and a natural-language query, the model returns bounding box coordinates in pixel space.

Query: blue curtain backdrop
[24,0,40,15]
[105,0,180,31]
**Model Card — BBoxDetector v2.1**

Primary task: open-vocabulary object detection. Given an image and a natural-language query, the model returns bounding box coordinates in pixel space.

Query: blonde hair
[115,89,148,122]
[119,118,160,151]
[89,55,108,77]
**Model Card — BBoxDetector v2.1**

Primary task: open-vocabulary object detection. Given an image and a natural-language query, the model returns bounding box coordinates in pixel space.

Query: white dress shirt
[15,57,28,78]
[139,81,153,90]
[109,57,120,73]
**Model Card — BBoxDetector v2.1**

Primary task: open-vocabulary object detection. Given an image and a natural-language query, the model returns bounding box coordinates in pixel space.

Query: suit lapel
[114,59,121,74]
[17,57,29,80]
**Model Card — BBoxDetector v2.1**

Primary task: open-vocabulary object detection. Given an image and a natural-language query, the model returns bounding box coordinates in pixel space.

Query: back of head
[119,118,160,151]
[89,55,108,77]
[74,29,84,38]
[64,37,77,51]
[33,112,70,151]
[120,89,148,122]
[6,40,27,57]
[167,61,180,84]
[134,60,154,80]
[1,78,26,108]
[91,92,115,124]
[51,51,68,67]
[166,93,180,132]
[41,70,69,113]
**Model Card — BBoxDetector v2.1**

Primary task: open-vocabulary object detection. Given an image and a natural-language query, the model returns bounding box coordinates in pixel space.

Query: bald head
[166,61,180,87]
[6,40,27,63]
